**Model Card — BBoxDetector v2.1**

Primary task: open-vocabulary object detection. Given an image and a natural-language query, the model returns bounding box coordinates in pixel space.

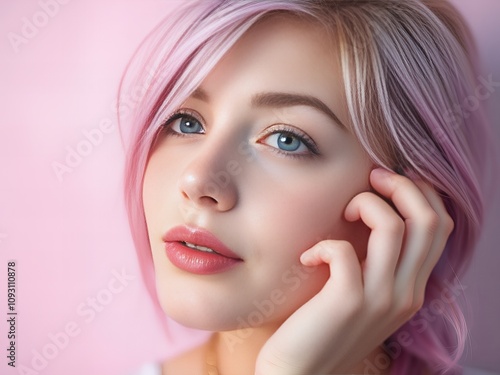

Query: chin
[165,307,243,332]
[156,289,242,331]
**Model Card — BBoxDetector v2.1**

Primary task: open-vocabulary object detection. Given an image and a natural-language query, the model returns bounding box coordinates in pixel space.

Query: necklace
[206,333,219,375]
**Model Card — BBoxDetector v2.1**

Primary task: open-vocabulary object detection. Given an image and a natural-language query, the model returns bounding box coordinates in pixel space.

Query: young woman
[119,1,492,374]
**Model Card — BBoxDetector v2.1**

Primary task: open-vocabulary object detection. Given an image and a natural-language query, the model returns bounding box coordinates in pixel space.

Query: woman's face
[143,16,373,331]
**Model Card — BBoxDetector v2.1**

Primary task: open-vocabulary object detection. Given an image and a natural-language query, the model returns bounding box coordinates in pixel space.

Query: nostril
[178,171,237,211]
[200,196,218,205]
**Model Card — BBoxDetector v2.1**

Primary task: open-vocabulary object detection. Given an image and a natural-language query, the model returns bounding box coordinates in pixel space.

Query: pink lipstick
[162,226,242,275]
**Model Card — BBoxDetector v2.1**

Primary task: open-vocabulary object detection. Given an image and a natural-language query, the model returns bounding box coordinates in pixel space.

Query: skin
[142,15,453,375]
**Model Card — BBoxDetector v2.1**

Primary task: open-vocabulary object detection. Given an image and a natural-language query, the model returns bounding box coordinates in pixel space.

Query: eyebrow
[191,87,345,129]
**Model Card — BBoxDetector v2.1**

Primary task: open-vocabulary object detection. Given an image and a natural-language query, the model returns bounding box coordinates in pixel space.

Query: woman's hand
[255,168,454,375]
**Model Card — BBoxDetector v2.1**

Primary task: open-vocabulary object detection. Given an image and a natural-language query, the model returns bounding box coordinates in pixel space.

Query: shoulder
[162,343,207,375]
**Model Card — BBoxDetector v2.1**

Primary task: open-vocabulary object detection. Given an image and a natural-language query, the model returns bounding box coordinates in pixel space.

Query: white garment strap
[126,362,162,375]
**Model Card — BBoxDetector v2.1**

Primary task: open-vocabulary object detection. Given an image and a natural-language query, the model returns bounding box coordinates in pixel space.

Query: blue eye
[172,116,205,133]
[258,125,320,158]
[164,111,205,135]
[261,131,311,155]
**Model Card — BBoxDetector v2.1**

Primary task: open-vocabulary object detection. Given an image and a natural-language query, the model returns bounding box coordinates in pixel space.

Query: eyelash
[161,109,320,158]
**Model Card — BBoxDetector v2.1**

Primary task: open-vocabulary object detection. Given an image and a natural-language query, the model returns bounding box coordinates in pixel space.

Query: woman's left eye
[259,127,318,157]
[264,132,307,152]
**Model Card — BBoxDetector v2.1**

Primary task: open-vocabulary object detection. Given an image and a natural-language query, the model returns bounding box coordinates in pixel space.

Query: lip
[162,225,243,275]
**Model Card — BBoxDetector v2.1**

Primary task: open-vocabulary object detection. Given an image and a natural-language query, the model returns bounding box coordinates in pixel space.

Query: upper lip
[162,225,242,260]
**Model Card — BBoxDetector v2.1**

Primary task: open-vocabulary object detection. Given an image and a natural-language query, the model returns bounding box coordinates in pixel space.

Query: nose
[178,146,239,212]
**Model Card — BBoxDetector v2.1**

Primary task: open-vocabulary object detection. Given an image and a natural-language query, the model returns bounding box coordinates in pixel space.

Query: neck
[213,324,278,375]
[212,325,389,375]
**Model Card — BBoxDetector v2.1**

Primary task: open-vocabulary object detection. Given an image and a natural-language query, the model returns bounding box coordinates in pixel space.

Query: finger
[344,191,404,292]
[261,242,365,375]
[300,240,363,299]
[370,169,436,289]
[412,181,454,296]
[370,168,437,222]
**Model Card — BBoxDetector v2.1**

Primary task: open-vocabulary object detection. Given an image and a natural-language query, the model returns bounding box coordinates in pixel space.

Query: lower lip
[165,242,242,275]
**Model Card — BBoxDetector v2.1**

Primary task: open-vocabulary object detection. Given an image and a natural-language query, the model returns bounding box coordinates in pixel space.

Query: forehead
[197,14,344,114]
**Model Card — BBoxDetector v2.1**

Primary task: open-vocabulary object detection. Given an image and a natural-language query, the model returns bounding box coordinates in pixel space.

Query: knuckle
[442,214,455,236]
[413,295,425,312]
[315,240,355,262]
[336,240,355,252]
[313,240,330,253]
[421,210,440,235]
[396,293,423,319]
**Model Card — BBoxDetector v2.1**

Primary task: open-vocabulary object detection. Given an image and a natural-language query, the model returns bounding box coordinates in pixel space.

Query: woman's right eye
[166,113,205,135]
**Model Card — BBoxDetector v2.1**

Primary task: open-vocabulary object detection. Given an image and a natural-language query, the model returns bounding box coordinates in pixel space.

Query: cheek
[233,175,369,322]
[142,152,182,236]
[143,157,165,226]
[251,174,369,261]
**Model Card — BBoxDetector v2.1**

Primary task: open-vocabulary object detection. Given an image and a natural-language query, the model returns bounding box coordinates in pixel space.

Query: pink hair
[118,1,493,374]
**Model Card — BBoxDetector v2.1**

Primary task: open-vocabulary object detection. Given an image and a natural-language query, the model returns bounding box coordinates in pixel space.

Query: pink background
[0,1,498,374]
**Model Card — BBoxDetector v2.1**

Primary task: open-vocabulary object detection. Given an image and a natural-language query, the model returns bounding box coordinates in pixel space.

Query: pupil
[277,132,300,152]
